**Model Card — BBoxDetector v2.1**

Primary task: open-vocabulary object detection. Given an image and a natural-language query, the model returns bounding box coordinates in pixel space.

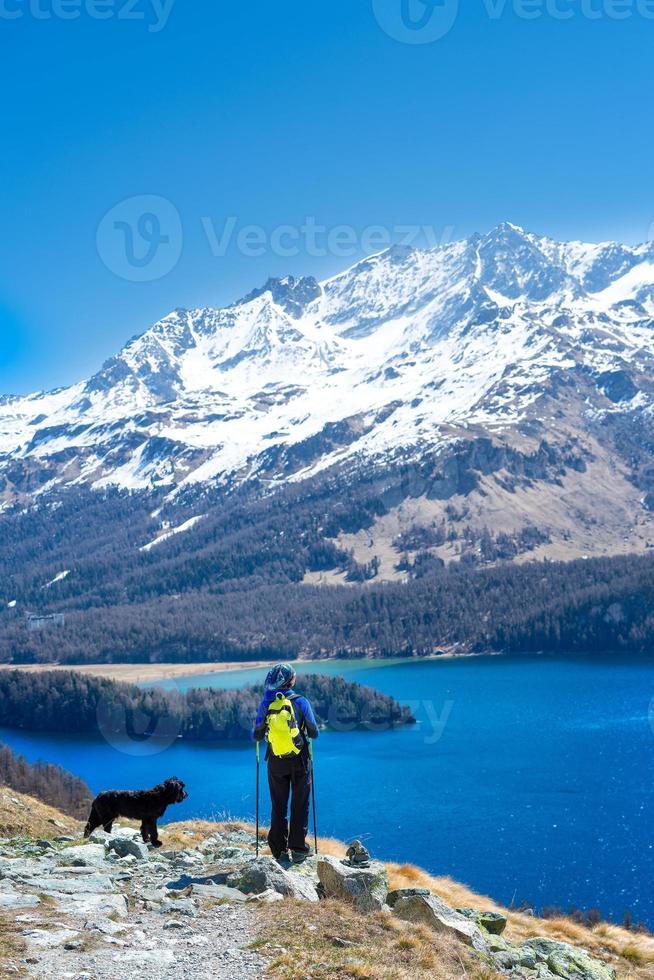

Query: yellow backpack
[266,692,304,757]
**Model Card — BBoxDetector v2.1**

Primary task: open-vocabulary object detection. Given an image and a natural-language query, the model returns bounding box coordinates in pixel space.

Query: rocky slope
[4,224,654,574]
[0,804,651,980]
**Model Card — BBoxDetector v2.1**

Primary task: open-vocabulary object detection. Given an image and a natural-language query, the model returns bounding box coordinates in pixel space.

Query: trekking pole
[255,740,260,859]
[309,740,318,855]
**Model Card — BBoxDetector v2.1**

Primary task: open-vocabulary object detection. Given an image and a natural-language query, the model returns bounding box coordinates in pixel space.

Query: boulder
[519,938,616,980]
[387,887,431,908]
[236,857,319,902]
[58,844,107,867]
[316,855,388,913]
[456,906,508,935]
[393,893,489,953]
[108,836,149,861]
[191,883,248,902]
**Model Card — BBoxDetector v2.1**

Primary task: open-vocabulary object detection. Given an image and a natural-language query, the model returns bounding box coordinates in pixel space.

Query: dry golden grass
[384,863,654,980]
[0,787,82,839]
[256,898,501,980]
[0,912,25,978]
[163,821,654,980]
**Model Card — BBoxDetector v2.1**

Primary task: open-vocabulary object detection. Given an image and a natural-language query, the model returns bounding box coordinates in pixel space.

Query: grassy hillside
[0,786,82,839]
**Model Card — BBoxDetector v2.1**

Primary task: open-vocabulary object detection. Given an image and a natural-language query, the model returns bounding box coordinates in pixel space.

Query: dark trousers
[267,754,312,857]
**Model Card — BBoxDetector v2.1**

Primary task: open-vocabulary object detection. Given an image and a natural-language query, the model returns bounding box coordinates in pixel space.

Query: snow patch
[140,515,206,552]
[43,570,70,588]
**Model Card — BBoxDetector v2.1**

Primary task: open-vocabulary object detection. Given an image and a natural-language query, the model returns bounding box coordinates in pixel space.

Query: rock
[344,840,371,867]
[246,888,284,904]
[393,893,489,953]
[0,890,40,908]
[216,846,249,859]
[83,916,127,936]
[23,928,81,948]
[387,887,431,908]
[53,892,129,918]
[456,907,508,935]
[191,883,248,902]
[236,857,319,902]
[108,837,149,861]
[24,874,116,895]
[316,855,388,913]
[58,844,107,867]
[519,938,616,980]
[224,830,255,845]
[163,919,186,930]
[160,897,197,917]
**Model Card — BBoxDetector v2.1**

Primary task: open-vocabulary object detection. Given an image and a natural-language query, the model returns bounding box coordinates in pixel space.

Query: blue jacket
[252,688,319,747]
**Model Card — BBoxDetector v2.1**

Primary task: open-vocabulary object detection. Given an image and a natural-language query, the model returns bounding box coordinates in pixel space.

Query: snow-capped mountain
[4,222,654,569]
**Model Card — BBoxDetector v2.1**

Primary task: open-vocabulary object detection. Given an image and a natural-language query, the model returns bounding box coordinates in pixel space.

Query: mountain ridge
[4,223,654,617]
[3,222,654,503]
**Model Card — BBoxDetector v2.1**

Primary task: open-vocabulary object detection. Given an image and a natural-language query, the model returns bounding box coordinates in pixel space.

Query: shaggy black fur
[83,776,188,847]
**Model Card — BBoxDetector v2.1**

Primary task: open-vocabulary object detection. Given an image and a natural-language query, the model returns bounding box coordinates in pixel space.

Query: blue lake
[2,655,654,925]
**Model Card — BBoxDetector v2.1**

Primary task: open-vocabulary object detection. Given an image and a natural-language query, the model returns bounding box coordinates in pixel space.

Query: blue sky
[1,0,652,393]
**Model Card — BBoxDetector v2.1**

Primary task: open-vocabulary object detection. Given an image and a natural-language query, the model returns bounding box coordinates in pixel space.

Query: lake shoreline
[0,648,493,684]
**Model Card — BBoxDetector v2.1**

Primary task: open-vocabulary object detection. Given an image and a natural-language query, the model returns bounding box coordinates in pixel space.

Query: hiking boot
[275,851,291,867]
[291,848,313,864]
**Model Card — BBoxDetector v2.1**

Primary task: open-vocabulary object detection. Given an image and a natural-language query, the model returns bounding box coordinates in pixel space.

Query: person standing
[253,663,319,864]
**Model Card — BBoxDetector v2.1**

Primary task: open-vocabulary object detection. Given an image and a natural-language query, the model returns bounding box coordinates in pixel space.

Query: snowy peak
[238,275,322,318]
[476,223,579,301]
[2,223,654,503]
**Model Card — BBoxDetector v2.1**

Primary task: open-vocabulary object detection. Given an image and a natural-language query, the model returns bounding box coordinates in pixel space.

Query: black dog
[83,776,188,848]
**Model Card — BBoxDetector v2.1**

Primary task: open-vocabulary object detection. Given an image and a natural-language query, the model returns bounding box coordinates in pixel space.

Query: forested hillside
[0,742,91,818]
[2,470,654,663]
[0,670,415,740]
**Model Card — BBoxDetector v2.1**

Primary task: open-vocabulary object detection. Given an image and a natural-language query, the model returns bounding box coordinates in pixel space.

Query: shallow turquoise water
[2,655,653,925]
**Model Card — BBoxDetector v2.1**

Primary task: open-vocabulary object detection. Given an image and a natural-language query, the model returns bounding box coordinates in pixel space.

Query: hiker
[253,663,319,863]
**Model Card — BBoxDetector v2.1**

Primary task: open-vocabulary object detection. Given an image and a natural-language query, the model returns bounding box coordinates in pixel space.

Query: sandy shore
[0,648,474,685]
[0,660,279,684]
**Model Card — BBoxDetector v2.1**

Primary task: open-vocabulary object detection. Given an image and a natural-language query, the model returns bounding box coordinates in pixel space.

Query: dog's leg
[103,821,113,833]
[84,803,102,839]
[140,820,150,843]
[149,818,162,848]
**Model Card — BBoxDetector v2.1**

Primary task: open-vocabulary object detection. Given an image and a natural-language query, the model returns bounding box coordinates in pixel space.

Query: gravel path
[23,901,267,980]
[0,827,272,980]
